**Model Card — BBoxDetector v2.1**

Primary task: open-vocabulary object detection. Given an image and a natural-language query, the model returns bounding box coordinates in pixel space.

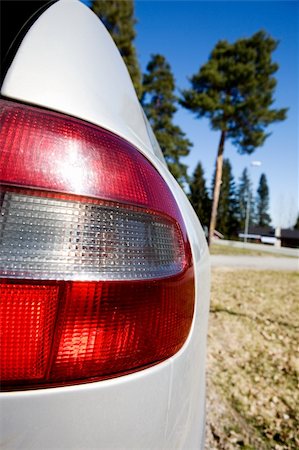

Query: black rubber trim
[1,1,58,85]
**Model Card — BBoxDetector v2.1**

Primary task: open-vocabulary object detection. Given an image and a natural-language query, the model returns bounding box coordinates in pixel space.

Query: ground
[205,268,299,450]
[210,244,297,258]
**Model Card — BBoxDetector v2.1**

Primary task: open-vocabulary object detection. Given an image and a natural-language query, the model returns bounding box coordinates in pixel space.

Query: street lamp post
[243,160,262,243]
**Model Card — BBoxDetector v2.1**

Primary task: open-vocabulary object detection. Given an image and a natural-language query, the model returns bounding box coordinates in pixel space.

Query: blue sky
[134,0,298,227]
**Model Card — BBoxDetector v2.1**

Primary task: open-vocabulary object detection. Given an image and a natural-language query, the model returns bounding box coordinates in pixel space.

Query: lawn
[209,243,293,258]
[205,269,299,450]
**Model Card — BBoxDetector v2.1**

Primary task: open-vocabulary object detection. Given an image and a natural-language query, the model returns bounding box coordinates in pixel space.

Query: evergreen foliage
[180,30,287,243]
[293,214,299,230]
[142,54,192,186]
[92,0,142,98]
[237,168,255,231]
[213,159,239,237]
[256,173,271,226]
[189,162,211,228]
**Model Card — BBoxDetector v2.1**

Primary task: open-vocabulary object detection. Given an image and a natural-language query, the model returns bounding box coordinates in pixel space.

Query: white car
[0,1,210,448]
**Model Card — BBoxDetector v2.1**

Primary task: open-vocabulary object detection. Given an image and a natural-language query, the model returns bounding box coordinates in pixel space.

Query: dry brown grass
[209,244,295,258]
[205,269,299,450]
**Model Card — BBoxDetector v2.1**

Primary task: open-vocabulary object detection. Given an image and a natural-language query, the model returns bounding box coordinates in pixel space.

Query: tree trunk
[208,130,226,246]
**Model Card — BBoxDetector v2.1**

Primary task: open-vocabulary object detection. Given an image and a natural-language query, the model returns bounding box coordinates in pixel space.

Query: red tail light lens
[1,283,59,381]
[0,100,194,390]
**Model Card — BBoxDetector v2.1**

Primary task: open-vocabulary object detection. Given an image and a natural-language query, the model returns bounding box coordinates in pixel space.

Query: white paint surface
[0,1,210,448]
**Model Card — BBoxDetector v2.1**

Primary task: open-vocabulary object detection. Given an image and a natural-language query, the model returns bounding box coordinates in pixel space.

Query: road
[211,255,298,271]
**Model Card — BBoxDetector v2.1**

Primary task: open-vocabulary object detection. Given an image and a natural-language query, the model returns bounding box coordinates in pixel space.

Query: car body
[0,1,210,448]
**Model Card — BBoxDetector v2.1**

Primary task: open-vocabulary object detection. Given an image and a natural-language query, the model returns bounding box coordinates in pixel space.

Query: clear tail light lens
[0,100,194,390]
[0,190,185,280]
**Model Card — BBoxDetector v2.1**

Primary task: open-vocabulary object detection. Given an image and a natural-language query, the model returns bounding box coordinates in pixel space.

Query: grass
[209,243,294,257]
[205,269,299,450]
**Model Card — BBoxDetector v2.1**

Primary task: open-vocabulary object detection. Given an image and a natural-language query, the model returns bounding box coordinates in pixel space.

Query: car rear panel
[0,1,210,448]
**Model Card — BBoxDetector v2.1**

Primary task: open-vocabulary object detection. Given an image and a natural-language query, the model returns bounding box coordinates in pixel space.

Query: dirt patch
[205,269,299,449]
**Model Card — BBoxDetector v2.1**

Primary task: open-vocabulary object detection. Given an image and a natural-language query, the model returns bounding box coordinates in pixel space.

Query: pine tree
[142,54,192,187]
[256,173,271,226]
[180,31,287,244]
[189,162,211,228]
[212,159,239,237]
[92,0,142,98]
[237,168,255,231]
[293,214,299,230]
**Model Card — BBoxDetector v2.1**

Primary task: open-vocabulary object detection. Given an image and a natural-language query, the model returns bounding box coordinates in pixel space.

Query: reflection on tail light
[0,100,194,390]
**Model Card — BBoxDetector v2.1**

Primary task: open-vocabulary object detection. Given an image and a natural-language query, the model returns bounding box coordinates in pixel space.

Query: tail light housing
[0,100,194,390]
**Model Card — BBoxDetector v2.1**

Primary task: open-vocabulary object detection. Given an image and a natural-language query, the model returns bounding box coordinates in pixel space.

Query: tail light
[0,100,194,390]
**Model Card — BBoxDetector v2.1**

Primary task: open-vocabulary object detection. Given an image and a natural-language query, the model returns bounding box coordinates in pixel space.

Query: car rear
[0,1,210,448]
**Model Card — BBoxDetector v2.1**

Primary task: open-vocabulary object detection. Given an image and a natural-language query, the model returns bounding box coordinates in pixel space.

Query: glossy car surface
[0,1,210,448]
